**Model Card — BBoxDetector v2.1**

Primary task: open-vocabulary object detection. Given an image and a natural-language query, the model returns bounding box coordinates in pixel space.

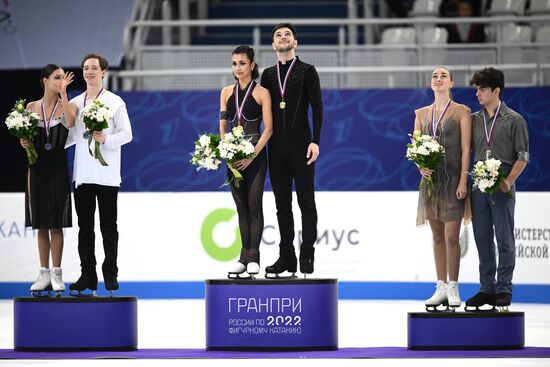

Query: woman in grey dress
[414,67,471,310]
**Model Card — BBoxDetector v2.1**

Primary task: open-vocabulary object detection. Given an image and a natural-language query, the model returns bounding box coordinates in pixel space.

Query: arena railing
[114,16,550,90]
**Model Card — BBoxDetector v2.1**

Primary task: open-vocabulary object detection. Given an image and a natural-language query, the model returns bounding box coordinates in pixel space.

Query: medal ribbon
[276,58,297,103]
[483,101,502,148]
[431,99,451,138]
[84,88,104,107]
[41,98,60,140]
[234,81,256,125]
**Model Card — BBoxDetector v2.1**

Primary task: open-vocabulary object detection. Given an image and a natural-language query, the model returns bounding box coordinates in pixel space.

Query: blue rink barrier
[1,281,550,303]
[205,278,338,350]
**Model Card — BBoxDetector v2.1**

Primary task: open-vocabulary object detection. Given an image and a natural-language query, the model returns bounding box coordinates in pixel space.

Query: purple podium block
[205,278,338,351]
[408,311,525,350]
[14,297,138,351]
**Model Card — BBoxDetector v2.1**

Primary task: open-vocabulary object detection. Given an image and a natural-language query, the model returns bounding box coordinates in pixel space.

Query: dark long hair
[40,64,62,89]
[232,45,259,80]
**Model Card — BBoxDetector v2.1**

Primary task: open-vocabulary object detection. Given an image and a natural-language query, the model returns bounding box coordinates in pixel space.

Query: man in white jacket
[68,53,132,295]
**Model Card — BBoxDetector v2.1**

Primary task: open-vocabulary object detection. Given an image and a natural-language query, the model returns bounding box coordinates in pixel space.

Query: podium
[205,278,338,351]
[407,311,525,350]
[14,296,138,351]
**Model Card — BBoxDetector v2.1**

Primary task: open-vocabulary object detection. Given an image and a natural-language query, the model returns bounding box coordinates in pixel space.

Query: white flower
[233,126,244,137]
[416,145,429,156]
[199,135,210,147]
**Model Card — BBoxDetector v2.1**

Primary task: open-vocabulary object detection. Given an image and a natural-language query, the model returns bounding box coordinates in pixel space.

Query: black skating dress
[226,81,267,265]
[25,114,72,229]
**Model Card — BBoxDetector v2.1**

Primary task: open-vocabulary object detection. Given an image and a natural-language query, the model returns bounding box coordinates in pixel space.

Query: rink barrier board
[13,296,138,351]
[2,281,550,303]
[407,311,525,350]
[205,278,338,351]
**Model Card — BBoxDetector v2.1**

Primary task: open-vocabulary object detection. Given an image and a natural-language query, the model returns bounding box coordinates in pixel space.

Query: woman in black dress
[21,64,77,295]
[219,46,273,278]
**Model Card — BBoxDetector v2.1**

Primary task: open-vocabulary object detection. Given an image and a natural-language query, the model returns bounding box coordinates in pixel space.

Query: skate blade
[227,273,251,280]
[69,290,97,297]
[265,272,297,279]
[31,291,52,298]
[425,303,449,312]
[464,305,497,312]
[448,305,460,312]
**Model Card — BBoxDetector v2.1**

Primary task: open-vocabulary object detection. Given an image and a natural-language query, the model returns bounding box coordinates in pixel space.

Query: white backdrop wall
[0,192,548,285]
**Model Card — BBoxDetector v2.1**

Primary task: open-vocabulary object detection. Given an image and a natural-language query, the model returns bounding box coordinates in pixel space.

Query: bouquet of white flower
[471,158,508,196]
[80,99,113,166]
[4,99,41,165]
[406,130,445,197]
[190,133,221,171]
[219,125,255,187]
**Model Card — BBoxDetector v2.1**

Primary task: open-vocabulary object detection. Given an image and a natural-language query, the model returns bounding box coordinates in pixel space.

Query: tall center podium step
[205,278,338,351]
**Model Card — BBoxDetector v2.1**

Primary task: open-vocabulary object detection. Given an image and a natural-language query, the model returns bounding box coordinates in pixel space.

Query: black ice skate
[69,273,98,296]
[299,256,314,278]
[496,292,512,312]
[265,256,297,279]
[464,292,496,312]
[104,274,119,296]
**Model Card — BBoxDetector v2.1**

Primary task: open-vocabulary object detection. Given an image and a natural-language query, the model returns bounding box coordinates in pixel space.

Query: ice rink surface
[0,299,549,367]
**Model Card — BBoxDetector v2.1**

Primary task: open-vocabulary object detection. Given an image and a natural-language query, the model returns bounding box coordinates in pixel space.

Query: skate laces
[52,269,62,282]
[37,269,50,282]
[448,283,459,298]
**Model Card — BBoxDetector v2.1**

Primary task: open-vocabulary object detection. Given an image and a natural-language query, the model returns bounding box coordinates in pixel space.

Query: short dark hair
[470,67,505,96]
[40,64,62,89]
[232,45,259,80]
[271,23,297,41]
[81,53,109,70]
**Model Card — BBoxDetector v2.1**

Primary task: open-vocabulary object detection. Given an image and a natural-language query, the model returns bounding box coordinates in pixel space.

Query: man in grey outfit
[466,67,529,310]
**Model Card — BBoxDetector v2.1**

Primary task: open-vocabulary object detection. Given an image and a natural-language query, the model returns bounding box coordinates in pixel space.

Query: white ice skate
[227,262,249,279]
[425,280,448,312]
[50,267,65,296]
[30,268,52,297]
[246,262,260,279]
[447,281,461,311]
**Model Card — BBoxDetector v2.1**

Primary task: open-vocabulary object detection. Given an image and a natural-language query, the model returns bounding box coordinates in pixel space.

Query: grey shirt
[471,101,529,165]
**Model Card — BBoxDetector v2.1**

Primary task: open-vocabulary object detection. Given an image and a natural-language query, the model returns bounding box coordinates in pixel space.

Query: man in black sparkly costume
[260,23,323,277]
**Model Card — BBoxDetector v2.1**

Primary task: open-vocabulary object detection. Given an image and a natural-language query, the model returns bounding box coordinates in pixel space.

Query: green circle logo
[201,208,241,261]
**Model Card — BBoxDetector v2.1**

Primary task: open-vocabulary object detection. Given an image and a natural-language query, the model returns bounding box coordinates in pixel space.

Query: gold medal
[280,101,286,110]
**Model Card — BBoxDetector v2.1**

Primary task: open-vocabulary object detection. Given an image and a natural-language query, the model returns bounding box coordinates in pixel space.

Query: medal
[234,81,256,125]
[84,88,104,107]
[83,131,90,139]
[41,97,60,151]
[482,101,502,159]
[276,58,297,111]
[431,99,451,138]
